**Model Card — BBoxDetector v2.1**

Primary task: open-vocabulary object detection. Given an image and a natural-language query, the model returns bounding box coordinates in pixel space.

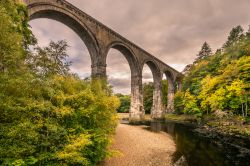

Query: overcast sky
[29,0,250,94]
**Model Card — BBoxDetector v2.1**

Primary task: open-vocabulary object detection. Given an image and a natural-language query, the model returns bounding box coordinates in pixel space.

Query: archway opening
[142,61,163,118]
[107,48,131,95]
[142,63,154,115]
[106,44,140,119]
[106,48,131,115]
[164,71,175,112]
[162,74,168,108]
[29,19,92,79]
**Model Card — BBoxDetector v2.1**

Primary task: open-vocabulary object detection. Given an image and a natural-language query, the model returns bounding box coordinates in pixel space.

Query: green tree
[28,40,71,77]
[226,79,246,116]
[208,87,228,112]
[174,91,184,114]
[116,94,130,113]
[223,25,244,48]
[0,2,119,165]
[162,80,168,106]
[195,42,212,62]
[143,82,154,114]
[0,1,25,73]
[183,90,202,117]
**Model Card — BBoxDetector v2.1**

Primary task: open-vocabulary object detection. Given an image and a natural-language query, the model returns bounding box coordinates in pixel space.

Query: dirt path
[100,123,176,166]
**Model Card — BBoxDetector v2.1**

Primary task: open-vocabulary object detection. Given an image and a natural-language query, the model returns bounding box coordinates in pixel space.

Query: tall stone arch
[142,60,164,119]
[105,42,143,121]
[26,0,100,75]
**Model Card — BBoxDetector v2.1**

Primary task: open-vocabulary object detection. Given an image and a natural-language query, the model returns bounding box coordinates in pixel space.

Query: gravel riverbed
[100,123,176,166]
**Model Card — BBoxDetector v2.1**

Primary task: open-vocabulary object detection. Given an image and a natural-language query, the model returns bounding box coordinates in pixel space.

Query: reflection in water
[150,121,250,166]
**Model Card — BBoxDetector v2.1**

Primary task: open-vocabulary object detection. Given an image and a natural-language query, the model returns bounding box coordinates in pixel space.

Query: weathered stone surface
[24,0,183,121]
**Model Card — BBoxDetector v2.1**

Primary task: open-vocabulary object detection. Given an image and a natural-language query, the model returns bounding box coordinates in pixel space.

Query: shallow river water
[149,121,250,166]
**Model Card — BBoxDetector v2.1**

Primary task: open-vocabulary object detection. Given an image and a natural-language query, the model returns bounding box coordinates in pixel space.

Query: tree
[246,25,250,39]
[183,90,201,117]
[174,91,184,114]
[195,42,212,62]
[226,79,247,116]
[116,94,130,113]
[0,2,119,165]
[143,82,154,114]
[162,80,168,106]
[208,87,228,112]
[0,1,26,73]
[223,25,244,48]
[182,64,193,75]
[28,40,71,77]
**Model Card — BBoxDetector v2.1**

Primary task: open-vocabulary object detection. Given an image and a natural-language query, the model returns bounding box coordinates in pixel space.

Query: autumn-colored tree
[0,1,119,165]
[175,24,249,118]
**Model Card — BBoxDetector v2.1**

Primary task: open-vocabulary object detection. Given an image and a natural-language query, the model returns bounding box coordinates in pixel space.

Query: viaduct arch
[24,0,183,121]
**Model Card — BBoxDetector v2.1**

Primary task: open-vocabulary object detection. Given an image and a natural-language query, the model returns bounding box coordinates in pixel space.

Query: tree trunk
[242,103,244,117]
[246,102,248,117]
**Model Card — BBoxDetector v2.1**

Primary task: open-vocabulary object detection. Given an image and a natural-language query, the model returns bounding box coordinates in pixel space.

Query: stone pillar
[151,81,164,119]
[91,48,107,79]
[91,63,107,79]
[167,79,175,113]
[130,74,144,122]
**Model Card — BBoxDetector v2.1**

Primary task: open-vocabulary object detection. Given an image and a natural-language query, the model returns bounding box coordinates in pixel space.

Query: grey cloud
[30,0,250,94]
[109,77,130,88]
[108,77,131,94]
[142,72,153,80]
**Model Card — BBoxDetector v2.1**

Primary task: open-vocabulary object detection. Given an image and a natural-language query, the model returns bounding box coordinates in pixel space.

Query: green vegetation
[162,80,169,106]
[143,82,154,114]
[143,80,168,114]
[116,94,130,113]
[172,25,250,135]
[0,1,119,165]
[115,80,168,115]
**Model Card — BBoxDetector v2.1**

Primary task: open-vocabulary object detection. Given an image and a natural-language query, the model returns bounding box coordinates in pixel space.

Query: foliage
[223,25,244,48]
[116,94,130,113]
[195,41,212,62]
[0,0,25,74]
[177,25,250,118]
[174,91,184,114]
[0,2,119,165]
[27,40,71,77]
[183,91,202,117]
[162,80,169,106]
[0,75,119,165]
[142,81,169,114]
[143,82,154,114]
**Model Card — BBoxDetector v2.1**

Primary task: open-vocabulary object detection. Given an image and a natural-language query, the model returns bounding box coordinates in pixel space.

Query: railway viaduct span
[24,0,183,121]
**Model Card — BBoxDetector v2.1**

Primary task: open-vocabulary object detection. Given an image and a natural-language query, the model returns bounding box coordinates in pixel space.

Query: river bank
[115,113,250,165]
[165,113,250,139]
[100,123,176,166]
[163,114,250,165]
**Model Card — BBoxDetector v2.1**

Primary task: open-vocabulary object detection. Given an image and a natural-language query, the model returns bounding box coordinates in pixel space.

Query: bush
[0,1,119,165]
[0,76,119,165]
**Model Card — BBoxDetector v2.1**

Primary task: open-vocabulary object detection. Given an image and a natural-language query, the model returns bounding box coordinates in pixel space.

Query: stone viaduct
[24,0,183,121]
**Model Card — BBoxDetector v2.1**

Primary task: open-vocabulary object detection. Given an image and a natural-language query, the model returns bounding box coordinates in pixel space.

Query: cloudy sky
[29,0,250,94]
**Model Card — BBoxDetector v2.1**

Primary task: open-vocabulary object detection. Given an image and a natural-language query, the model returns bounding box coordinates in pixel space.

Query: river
[150,120,250,166]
